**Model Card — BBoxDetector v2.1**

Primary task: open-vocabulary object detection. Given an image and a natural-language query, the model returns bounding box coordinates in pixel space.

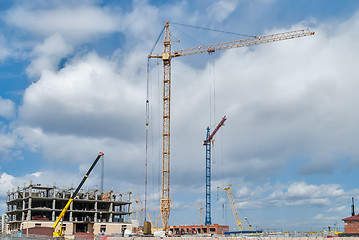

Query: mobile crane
[218,184,261,235]
[52,152,104,238]
[148,21,314,231]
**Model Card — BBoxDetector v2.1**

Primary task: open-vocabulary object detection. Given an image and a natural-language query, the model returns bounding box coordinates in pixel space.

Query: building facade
[342,214,359,234]
[6,181,132,236]
[168,224,229,235]
[0,214,6,233]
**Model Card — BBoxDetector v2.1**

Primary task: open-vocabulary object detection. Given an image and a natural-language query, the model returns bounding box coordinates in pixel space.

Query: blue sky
[1,0,359,233]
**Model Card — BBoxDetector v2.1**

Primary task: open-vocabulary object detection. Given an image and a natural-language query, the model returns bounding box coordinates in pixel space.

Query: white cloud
[19,52,144,140]
[0,133,16,155]
[0,97,15,119]
[0,173,15,196]
[327,206,346,213]
[26,34,72,78]
[286,182,344,199]
[266,182,344,207]
[314,213,339,221]
[0,34,10,60]
[31,172,42,177]
[206,0,238,22]
[4,4,119,42]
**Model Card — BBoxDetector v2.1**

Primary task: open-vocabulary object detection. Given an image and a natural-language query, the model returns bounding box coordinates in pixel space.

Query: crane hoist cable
[100,154,105,195]
[171,22,257,38]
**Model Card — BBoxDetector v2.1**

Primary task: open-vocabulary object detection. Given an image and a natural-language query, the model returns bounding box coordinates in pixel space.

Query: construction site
[5,180,132,237]
[3,20,359,240]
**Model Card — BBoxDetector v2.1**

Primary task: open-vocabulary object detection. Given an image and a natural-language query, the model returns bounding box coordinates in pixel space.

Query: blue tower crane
[203,116,227,225]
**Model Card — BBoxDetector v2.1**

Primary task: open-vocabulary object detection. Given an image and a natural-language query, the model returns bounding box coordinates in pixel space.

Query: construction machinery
[218,184,255,233]
[148,21,314,231]
[147,213,162,234]
[134,194,144,227]
[203,116,227,225]
[193,201,204,225]
[52,152,104,238]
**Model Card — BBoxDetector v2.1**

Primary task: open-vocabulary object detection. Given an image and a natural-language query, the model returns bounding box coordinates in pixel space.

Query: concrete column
[53,182,56,198]
[69,186,74,221]
[52,183,56,221]
[70,200,73,221]
[94,201,98,222]
[28,197,32,220]
[109,202,113,222]
[28,196,32,208]
[22,200,25,221]
[7,191,10,211]
[52,199,56,221]
[29,181,32,197]
[23,183,26,198]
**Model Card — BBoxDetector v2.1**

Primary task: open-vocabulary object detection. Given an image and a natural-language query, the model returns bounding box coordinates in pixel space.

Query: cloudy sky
[1,0,359,233]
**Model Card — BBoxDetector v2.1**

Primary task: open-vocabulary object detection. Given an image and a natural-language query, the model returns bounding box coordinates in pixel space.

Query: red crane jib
[203,116,227,145]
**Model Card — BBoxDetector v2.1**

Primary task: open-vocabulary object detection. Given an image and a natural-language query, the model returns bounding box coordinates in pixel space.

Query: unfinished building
[6,181,132,236]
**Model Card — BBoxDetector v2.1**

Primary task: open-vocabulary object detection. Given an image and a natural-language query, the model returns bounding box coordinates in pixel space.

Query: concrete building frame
[6,181,133,236]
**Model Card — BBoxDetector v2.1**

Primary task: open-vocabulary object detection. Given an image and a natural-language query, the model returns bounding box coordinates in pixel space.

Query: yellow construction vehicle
[52,152,104,238]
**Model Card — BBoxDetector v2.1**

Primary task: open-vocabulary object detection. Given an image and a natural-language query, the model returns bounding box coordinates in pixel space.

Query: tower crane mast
[193,201,204,225]
[148,22,314,231]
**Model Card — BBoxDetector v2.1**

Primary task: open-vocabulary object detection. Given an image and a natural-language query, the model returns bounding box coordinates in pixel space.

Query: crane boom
[52,152,104,238]
[203,116,227,145]
[218,184,248,232]
[172,29,314,57]
[148,21,314,232]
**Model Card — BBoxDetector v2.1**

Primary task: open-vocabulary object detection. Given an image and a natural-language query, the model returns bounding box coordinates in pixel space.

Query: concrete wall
[93,223,132,235]
[8,220,132,236]
[18,221,74,236]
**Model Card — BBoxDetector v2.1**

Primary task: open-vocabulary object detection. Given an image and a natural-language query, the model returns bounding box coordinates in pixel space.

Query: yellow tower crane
[134,194,144,227]
[193,201,204,225]
[148,22,314,231]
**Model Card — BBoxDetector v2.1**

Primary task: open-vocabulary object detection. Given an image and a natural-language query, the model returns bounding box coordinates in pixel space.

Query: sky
[1,0,359,233]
